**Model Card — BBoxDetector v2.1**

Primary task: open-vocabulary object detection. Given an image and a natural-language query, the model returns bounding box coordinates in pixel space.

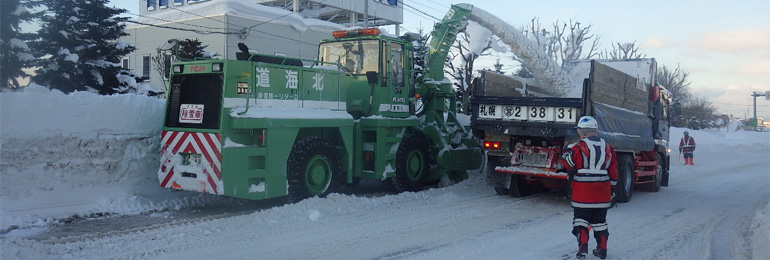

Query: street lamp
[751,91,770,131]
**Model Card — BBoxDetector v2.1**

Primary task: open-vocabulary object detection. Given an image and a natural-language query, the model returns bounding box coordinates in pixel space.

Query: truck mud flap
[438,147,483,171]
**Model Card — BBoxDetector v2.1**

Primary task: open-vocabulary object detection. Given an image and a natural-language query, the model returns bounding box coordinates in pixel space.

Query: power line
[402,0,445,15]
[712,102,769,107]
[127,11,224,31]
[135,0,324,47]
[126,20,238,35]
[421,0,450,10]
[402,2,441,21]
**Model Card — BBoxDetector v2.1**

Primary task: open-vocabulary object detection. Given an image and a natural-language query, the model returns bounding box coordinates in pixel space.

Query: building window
[147,0,156,11]
[143,55,151,79]
[173,0,183,6]
[187,0,210,4]
[122,57,129,70]
[159,0,168,8]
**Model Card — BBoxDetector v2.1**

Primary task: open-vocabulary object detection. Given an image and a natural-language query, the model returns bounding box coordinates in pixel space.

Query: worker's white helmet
[576,116,598,129]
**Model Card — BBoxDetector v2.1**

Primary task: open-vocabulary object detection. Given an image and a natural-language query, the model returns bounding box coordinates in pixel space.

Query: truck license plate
[478,104,502,119]
[554,107,578,123]
[527,106,553,121]
[502,105,527,120]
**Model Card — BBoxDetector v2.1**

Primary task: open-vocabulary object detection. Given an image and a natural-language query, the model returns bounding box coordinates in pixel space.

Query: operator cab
[319,28,411,118]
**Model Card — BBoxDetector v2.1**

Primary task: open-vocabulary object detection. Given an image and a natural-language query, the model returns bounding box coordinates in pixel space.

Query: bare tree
[444,32,493,114]
[599,41,646,59]
[515,17,600,75]
[152,47,171,91]
[656,64,692,104]
[558,19,600,62]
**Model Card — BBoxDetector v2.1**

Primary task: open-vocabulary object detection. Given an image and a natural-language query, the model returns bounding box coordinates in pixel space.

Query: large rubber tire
[662,155,670,187]
[287,137,341,203]
[615,154,635,203]
[486,156,511,196]
[494,187,511,196]
[392,134,430,192]
[509,175,532,198]
[651,154,663,192]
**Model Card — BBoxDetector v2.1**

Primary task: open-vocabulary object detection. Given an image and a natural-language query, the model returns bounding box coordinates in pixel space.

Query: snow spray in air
[460,4,575,97]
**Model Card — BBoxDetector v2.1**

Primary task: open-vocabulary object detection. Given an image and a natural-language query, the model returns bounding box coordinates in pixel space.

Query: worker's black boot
[574,228,589,259]
[593,231,608,259]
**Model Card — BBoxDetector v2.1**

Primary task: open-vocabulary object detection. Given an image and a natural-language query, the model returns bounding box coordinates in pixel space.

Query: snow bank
[0,87,222,232]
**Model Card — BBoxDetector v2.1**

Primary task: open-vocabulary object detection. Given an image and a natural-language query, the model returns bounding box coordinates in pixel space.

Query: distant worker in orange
[679,131,696,165]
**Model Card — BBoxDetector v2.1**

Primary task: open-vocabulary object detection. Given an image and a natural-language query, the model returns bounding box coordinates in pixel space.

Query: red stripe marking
[171,132,188,155]
[203,168,219,194]
[202,133,222,163]
[192,133,222,180]
[161,168,174,188]
[201,133,222,179]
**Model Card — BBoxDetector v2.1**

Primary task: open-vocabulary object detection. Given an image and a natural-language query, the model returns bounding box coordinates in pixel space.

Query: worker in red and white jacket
[560,116,618,259]
[679,130,696,165]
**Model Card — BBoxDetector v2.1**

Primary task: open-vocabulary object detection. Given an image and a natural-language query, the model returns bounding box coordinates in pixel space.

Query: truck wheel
[509,175,532,198]
[651,154,663,192]
[393,134,430,192]
[615,154,634,203]
[287,137,341,203]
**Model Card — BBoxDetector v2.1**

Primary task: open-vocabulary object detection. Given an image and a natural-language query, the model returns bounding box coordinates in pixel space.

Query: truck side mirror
[366,71,378,86]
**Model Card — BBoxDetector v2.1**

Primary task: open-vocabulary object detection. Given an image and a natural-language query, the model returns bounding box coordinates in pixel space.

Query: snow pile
[0,86,223,232]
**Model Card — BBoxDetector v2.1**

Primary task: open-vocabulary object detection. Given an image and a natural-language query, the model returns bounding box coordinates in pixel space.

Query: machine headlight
[212,63,223,72]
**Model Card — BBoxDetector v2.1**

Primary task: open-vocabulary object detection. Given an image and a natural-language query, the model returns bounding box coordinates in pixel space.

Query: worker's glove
[610,192,617,208]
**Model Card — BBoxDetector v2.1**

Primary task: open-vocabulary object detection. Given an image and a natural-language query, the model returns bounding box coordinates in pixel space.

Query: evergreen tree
[493,56,504,74]
[1,0,39,89]
[32,0,135,94]
[177,38,216,60]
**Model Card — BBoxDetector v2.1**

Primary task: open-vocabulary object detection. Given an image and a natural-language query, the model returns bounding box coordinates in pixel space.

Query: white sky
[109,0,770,120]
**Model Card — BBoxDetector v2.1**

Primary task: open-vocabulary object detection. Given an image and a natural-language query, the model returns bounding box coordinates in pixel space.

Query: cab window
[319,39,379,75]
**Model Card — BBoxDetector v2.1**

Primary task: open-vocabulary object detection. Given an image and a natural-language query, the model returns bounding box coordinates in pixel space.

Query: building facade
[124,0,403,92]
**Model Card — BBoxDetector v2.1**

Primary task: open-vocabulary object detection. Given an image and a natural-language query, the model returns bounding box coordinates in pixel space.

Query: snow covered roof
[133,0,346,33]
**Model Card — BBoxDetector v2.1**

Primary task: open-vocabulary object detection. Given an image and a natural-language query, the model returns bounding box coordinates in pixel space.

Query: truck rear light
[258,129,267,147]
[483,141,501,150]
[173,65,184,73]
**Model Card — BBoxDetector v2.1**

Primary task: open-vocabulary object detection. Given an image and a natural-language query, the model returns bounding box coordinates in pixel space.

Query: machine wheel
[494,187,511,196]
[509,175,533,197]
[393,134,430,192]
[651,154,663,192]
[287,137,341,203]
[615,154,635,203]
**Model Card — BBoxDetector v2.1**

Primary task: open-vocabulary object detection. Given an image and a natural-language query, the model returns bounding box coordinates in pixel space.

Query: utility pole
[750,91,770,130]
[363,0,369,28]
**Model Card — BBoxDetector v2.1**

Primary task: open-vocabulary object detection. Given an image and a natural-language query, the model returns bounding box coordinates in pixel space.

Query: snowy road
[3,143,768,260]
